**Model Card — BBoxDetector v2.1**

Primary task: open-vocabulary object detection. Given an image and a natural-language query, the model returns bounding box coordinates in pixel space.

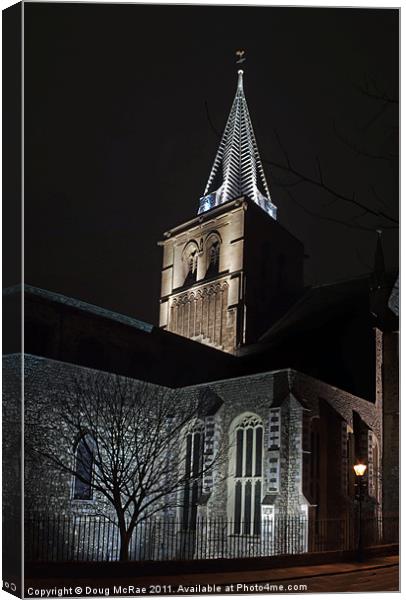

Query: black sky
[22,3,399,325]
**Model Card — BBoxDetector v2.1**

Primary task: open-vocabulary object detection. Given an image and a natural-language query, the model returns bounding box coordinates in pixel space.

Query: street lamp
[353,462,367,562]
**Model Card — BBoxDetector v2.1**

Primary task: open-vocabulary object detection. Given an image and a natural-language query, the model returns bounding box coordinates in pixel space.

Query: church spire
[198,69,277,219]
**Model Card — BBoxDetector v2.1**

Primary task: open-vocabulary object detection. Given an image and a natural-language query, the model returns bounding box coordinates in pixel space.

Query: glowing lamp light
[353,463,367,477]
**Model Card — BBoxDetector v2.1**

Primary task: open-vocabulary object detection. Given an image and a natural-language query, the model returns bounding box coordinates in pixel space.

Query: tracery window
[182,421,205,530]
[231,415,263,535]
[73,434,94,500]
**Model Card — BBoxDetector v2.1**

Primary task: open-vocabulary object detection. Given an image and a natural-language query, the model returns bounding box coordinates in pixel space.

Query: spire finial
[237,69,244,90]
[235,50,246,90]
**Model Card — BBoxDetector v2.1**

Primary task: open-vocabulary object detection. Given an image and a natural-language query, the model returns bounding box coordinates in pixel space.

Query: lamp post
[353,462,367,562]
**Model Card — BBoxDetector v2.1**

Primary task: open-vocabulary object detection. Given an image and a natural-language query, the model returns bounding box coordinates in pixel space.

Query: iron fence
[24,513,399,562]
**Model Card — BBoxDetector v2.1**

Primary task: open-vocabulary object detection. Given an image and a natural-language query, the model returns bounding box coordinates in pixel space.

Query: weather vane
[235,49,246,65]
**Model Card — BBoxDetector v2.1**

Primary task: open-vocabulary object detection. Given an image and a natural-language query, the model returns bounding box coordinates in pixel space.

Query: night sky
[22,3,399,326]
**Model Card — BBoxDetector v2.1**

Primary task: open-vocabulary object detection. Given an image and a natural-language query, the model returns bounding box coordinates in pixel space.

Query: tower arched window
[205,234,221,278]
[182,242,199,286]
[231,415,263,535]
[73,434,94,500]
[182,421,205,530]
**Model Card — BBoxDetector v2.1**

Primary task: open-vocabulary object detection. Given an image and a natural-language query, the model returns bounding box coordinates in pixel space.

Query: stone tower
[159,70,304,353]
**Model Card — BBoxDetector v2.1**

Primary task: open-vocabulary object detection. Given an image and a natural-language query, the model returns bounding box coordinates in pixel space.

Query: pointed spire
[198,69,277,219]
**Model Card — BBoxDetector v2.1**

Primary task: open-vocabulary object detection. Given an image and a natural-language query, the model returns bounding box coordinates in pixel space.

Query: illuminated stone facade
[159,198,304,353]
[3,352,385,561]
[159,200,245,353]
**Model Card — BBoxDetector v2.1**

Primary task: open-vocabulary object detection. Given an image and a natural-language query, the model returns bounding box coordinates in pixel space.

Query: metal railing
[24,514,399,562]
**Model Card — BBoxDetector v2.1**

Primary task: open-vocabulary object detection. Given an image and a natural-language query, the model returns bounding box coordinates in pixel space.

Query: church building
[3,68,398,562]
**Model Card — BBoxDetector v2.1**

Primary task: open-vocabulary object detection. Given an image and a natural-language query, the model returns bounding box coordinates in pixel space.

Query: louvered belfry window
[233,415,263,535]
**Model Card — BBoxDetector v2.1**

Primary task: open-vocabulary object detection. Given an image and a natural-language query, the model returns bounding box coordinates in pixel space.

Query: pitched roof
[3,284,153,333]
[258,275,371,344]
[255,271,398,348]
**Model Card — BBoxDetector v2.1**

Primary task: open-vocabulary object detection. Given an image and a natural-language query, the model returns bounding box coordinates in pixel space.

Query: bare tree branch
[266,148,398,225]
[354,77,398,105]
[28,370,226,561]
[283,188,396,233]
[333,120,396,163]
[203,100,398,228]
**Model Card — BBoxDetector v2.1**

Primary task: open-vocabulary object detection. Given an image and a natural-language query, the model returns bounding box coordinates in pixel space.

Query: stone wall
[2,354,23,569]
[3,354,388,561]
[167,279,236,352]
[159,200,245,354]
[382,330,399,515]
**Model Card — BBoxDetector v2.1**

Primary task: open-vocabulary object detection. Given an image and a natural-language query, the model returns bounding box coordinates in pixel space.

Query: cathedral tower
[159,70,304,353]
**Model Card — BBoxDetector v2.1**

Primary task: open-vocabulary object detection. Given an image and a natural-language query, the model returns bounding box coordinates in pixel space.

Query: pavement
[24,554,399,594]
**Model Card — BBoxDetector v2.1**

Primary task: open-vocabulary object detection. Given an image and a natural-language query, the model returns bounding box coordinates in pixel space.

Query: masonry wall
[381,331,399,515]
[243,202,304,343]
[290,370,382,517]
[3,354,385,562]
[5,354,178,561]
[2,354,22,571]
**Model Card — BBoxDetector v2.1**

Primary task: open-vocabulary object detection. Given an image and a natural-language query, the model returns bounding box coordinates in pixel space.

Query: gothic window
[182,421,204,530]
[73,434,94,500]
[231,415,263,535]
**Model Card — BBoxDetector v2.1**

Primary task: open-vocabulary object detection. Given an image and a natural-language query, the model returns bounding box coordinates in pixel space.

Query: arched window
[182,242,199,286]
[205,233,221,278]
[231,415,263,535]
[73,434,94,500]
[182,421,205,530]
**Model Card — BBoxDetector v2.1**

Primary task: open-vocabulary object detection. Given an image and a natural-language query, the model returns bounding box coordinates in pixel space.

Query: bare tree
[30,370,222,561]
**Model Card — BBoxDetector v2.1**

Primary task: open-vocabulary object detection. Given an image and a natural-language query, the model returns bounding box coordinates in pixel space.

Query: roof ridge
[309,272,372,290]
[4,284,154,333]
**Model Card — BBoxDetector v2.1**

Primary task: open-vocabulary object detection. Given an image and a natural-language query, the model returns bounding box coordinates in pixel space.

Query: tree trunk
[116,507,130,561]
[119,529,130,561]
